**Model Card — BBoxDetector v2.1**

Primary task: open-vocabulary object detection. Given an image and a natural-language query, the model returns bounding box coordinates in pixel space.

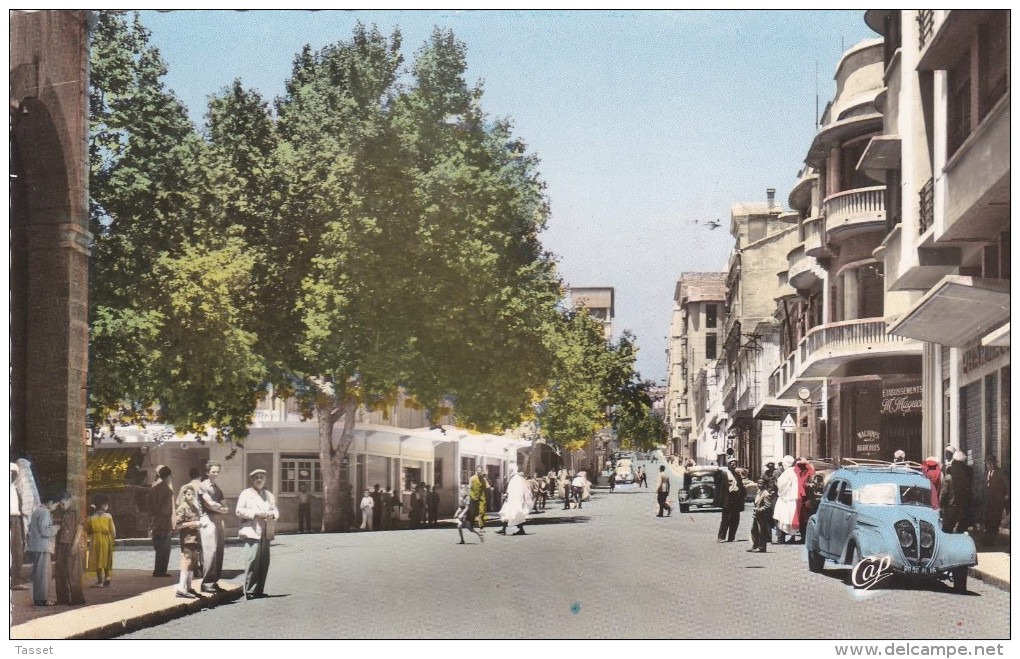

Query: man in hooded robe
[793,458,817,540]
[496,464,534,536]
[773,455,798,543]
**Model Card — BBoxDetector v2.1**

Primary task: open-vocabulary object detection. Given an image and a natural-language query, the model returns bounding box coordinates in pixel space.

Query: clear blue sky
[141,9,876,383]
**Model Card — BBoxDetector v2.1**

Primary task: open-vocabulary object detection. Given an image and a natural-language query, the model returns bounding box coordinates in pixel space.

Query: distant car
[614,460,635,485]
[805,462,977,593]
[677,466,726,513]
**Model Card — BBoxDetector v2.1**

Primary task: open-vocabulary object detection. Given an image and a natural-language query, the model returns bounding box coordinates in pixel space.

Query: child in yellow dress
[86,494,116,587]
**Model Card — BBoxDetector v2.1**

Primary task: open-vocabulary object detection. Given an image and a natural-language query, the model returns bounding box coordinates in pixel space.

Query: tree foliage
[88,12,265,436]
[86,14,661,531]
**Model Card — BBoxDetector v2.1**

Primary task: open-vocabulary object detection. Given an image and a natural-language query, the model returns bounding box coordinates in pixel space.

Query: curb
[11,584,244,640]
[970,566,1010,592]
[69,587,244,640]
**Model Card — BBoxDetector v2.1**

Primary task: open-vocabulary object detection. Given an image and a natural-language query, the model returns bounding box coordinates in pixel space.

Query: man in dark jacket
[148,466,174,577]
[983,455,1009,544]
[717,458,745,542]
[941,451,973,533]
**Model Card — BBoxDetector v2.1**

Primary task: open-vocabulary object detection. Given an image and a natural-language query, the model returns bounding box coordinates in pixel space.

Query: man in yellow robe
[468,467,489,532]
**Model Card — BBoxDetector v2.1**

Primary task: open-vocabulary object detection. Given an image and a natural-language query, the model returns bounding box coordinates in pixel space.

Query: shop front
[828,375,923,462]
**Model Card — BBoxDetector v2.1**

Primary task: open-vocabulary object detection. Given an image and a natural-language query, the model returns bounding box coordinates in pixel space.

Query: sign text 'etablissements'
[881,383,923,416]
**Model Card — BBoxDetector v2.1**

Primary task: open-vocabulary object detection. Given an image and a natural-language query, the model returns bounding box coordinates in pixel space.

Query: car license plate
[903,565,935,575]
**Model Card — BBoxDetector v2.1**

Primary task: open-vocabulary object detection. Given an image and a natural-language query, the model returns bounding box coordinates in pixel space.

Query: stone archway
[10,11,91,502]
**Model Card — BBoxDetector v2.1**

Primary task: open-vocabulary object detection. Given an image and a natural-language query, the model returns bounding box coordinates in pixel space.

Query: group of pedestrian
[355,482,440,531]
[11,460,91,608]
[686,455,810,552]
[937,446,1009,543]
[143,461,273,601]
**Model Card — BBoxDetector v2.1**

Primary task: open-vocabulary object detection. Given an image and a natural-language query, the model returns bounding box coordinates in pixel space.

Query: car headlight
[895,520,918,559]
[919,520,936,560]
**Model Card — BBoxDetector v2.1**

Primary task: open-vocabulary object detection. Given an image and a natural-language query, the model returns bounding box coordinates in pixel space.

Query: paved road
[120,461,1009,639]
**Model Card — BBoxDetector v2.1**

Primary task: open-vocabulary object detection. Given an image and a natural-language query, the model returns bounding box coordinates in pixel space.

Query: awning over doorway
[886,276,1010,347]
[86,448,141,492]
[752,397,798,421]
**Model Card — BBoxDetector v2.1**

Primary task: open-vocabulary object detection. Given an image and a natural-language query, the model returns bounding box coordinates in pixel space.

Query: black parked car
[677,466,726,513]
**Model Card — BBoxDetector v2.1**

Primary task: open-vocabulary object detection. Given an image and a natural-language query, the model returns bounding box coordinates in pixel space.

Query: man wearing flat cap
[236,468,279,599]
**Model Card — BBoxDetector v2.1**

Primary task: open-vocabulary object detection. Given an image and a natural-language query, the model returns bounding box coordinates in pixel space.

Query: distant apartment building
[568,286,615,341]
[664,273,726,462]
[865,10,1009,517]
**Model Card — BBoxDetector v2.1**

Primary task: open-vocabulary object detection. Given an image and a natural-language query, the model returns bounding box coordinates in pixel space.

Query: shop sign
[855,429,881,455]
[962,344,1008,375]
[881,382,923,416]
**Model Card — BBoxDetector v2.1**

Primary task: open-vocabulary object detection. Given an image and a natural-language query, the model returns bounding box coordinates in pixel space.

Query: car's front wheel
[808,549,825,573]
[951,567,968,594]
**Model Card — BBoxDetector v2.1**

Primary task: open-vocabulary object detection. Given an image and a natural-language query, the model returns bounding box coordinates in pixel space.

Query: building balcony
[802,216,827,258]
[937,94,1010,243]
[824,186,886,242]
[769,318,922,399]
[788,243,824,290]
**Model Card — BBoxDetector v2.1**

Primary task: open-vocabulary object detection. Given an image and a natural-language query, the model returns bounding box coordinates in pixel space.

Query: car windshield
[691,475,714,484]
[854,482,931,506]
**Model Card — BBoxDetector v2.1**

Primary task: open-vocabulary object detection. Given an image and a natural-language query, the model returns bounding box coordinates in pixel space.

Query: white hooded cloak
[499,464,534,526]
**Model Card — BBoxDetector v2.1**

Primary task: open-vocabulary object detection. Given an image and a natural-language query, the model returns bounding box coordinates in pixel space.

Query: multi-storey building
[768,37,925,463]
[568,286,615,341]
[664,273,726,463]
[721,191,800,477]
[864,10,1010,520]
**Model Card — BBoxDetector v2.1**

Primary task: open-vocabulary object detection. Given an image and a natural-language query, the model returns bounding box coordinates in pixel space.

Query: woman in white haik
[236,469,279,600]
[772,455,798,543]
[496,464,534,536]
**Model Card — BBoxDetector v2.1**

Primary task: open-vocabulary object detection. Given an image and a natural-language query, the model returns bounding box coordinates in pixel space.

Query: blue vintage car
[805,462,977,593]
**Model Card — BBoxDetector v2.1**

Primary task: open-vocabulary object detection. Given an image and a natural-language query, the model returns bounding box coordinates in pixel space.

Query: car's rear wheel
[808,549,825,573]
[951,567,968,594]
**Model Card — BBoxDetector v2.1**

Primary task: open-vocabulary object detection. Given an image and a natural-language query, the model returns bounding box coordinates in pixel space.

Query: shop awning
[86,448,141,493]
[982,323,1010,347]
[886,276,1010,347]
[753,397,799,421]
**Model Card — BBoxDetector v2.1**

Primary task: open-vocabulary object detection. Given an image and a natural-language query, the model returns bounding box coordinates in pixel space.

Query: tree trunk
[318,393,359,532]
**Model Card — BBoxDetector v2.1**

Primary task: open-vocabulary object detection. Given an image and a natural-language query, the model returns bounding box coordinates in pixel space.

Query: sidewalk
[10,573,243,640]
[969,533,1011,591]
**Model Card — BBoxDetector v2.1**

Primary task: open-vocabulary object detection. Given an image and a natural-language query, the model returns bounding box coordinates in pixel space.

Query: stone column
[9,11,91,502]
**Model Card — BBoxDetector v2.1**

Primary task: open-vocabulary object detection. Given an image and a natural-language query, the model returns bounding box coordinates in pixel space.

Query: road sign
[780,414,796,431]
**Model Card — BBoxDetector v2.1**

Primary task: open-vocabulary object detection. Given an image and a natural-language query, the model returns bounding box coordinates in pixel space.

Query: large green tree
[261,25,561,529]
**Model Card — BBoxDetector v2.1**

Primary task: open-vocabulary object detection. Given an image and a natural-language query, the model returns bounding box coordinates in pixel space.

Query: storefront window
[280,456,322,494]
